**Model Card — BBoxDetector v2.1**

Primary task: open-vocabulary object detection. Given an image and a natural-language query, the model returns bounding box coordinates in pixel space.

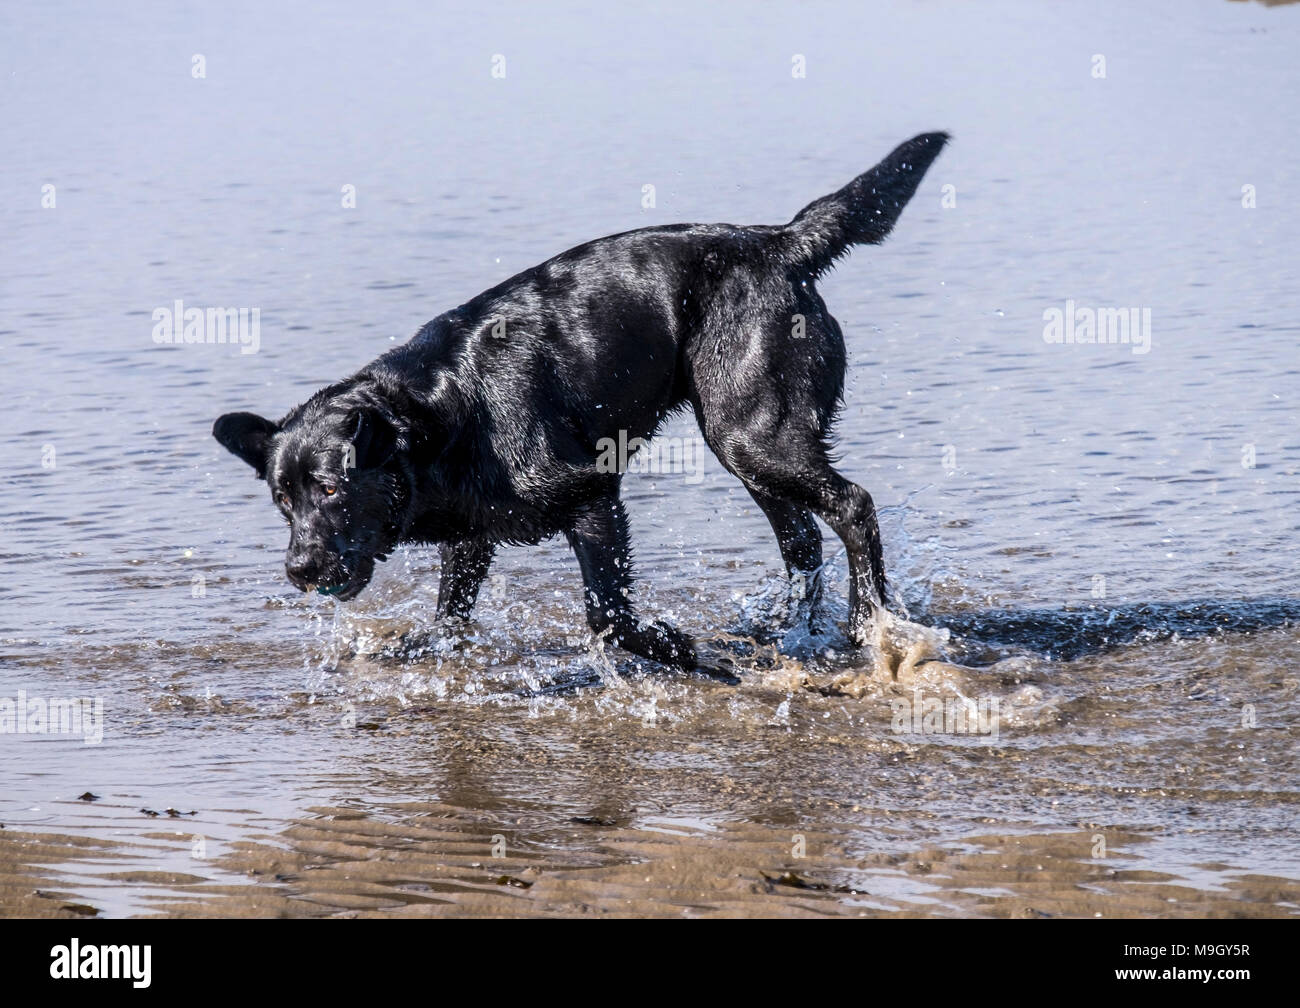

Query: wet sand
[4,611,1297,919]
[6,819,1297,918]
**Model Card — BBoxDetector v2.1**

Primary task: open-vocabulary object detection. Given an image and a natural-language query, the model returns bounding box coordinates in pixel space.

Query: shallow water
[2,0,1298,917]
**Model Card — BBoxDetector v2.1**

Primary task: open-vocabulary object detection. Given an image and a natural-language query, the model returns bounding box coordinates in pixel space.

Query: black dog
[215,132,948,677]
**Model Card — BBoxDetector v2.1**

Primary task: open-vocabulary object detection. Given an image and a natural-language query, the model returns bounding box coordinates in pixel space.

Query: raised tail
[781,131,949,276]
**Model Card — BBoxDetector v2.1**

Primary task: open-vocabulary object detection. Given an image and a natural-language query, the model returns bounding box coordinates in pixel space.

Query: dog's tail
[780,131,949,276]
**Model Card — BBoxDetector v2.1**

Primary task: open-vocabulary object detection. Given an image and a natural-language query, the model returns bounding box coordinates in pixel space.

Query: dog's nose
[285,552,319,591]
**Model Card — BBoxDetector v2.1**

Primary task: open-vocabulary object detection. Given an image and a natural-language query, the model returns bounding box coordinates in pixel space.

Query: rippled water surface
[2,0,1298,917]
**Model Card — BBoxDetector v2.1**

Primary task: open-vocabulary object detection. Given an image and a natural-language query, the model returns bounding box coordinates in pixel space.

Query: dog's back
[378,132,950,463]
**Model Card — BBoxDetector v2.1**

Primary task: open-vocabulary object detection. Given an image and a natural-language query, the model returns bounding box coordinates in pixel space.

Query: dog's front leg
[564,497,735,682]
[435,539,496,621]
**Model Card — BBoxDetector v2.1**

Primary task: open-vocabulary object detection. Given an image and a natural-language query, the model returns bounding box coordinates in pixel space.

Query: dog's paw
[429,614,474,640]
[690,642,742,685]
[846,607,889,649]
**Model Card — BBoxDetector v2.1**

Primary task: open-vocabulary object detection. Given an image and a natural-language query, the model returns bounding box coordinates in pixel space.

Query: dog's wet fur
[215,132,948,679]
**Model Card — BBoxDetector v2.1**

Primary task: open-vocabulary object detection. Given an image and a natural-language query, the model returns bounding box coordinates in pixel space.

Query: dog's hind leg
[564,494,735,681]
[710,434,887,647]
[746,488,824,629]
[765,466,885,647]
[806,470,887,642]
[435,539,496,621]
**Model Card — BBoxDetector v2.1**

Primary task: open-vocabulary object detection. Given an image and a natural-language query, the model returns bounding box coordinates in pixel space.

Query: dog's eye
[276,492,290,508]
[321,483,337,496]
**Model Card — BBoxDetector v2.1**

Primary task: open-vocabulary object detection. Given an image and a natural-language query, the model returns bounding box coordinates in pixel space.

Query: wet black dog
[215,132,948,677]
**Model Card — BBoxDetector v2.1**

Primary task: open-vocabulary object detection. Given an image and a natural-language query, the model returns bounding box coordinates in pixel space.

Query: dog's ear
[346,408,402,470]
[213,412,279,478]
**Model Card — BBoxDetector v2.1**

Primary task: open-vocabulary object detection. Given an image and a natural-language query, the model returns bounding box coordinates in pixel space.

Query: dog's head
[213,390,410,601]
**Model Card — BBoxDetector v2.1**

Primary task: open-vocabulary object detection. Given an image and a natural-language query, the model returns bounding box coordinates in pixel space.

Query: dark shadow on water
[923,597,1300,662]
